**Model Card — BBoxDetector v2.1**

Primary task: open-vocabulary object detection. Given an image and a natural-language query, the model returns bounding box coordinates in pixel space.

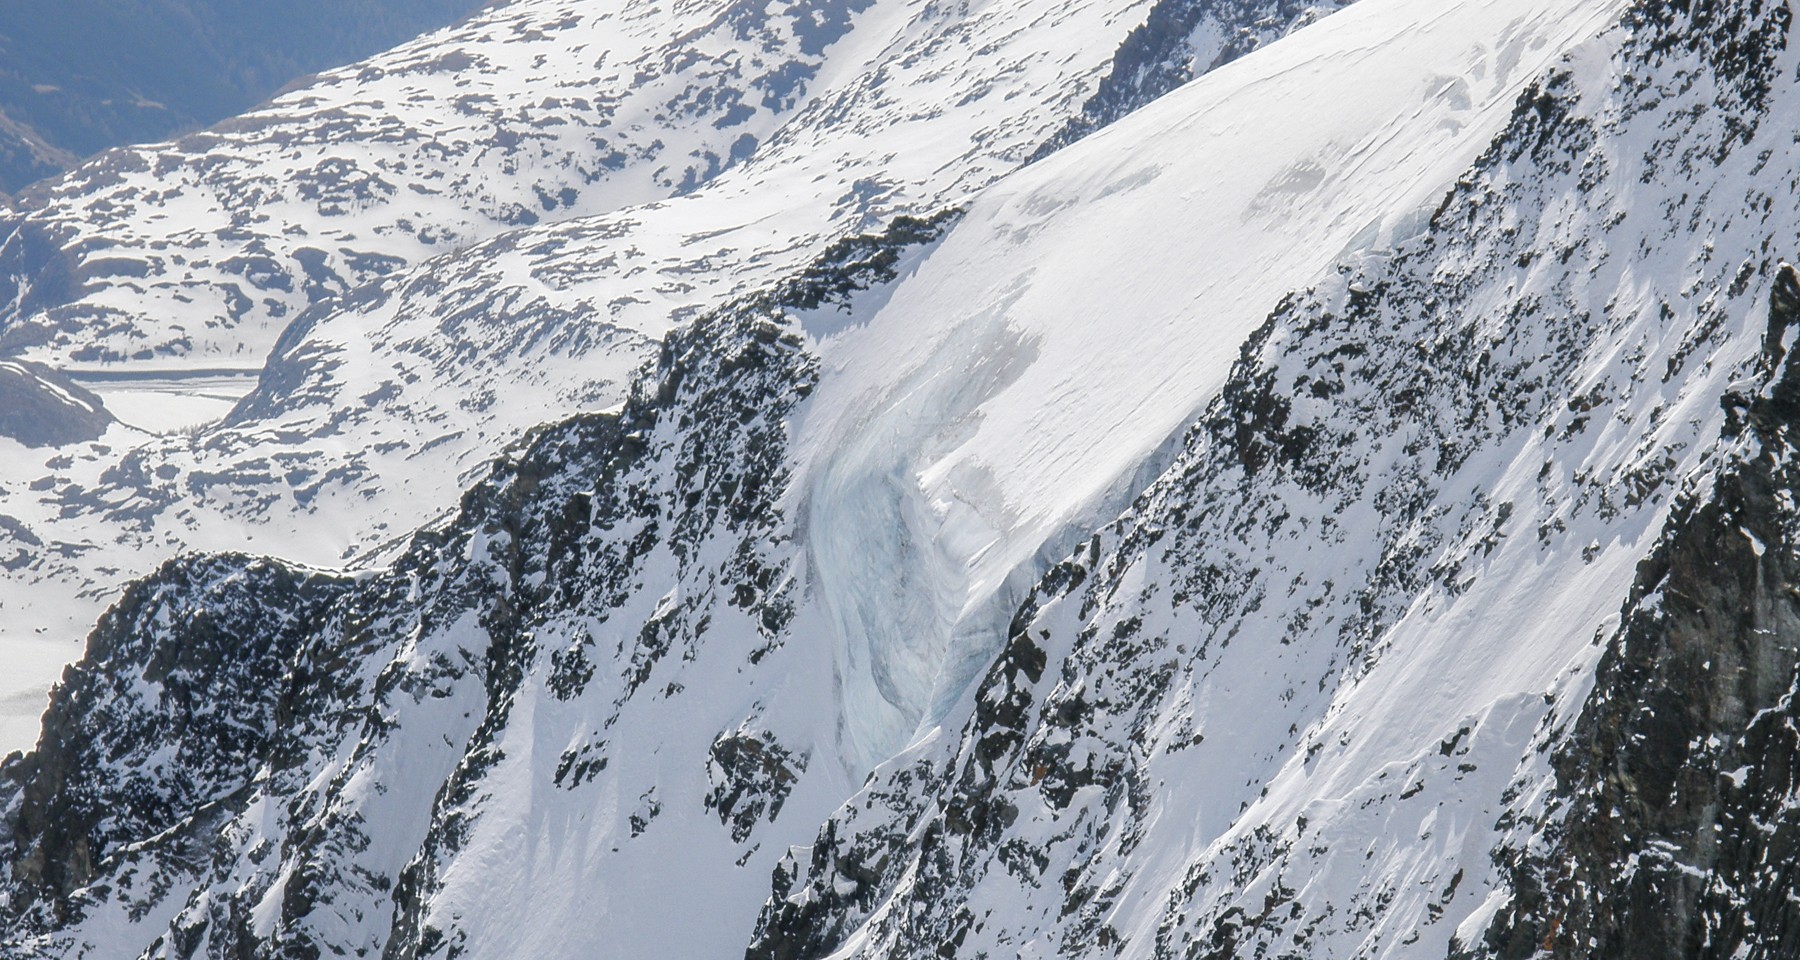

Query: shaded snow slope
[0,0,491,194]
[0,360,110,447]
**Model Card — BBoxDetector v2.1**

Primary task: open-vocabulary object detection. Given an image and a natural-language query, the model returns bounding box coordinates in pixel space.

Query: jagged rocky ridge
[1478,302,1800,954]
[0,213,950,958]
[9,0,1800,958]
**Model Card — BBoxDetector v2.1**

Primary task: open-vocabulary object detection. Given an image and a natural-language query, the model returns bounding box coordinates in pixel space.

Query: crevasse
[806,310,1043,773]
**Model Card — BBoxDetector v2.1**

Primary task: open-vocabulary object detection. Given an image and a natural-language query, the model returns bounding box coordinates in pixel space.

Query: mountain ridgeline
[0,213,950,957]
[0,0,1369,774]
[5,0,1800,957]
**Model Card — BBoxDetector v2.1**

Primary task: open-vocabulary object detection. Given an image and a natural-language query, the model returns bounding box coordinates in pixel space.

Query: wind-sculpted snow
[1032,0,1356,157]
[794,0,1625,771]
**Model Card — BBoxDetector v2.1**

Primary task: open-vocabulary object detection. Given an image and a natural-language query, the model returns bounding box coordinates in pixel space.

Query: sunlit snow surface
[8,0,1782,953]
[797,0,1629,770]
[75,371,258,434]
[288,0,1648,957]
[762,0,1800,953]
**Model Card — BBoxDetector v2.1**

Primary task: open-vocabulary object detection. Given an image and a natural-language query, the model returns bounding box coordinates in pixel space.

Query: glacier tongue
[805,294,1049,770]
[796,0,1629,779]
[755,0,1800,954]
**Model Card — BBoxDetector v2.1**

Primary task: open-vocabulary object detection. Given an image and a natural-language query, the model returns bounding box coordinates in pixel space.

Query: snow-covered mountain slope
[0,0,491,195]
[792,0,1622,769]
[0,0,1347,371]
[1031,0,1353,158]
[0,0,1355,752]
[23,0,1800,957]
[753,1,1800,957]
[0,0,879,367]
[0,221,919,958]
[0,361,110,448]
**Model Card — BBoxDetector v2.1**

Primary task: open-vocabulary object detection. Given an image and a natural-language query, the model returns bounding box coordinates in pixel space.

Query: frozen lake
[67,368,261,434]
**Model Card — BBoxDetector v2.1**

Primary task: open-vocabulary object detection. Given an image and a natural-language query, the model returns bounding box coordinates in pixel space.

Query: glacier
[797,0,1627,774]
[6,0,1800,956]
[0,0,1344,754]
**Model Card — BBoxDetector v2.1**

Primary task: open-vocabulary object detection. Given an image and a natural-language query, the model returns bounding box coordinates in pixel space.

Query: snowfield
[6,0,1800,957]
[0,0,1247,751]
[795,0,1630,770]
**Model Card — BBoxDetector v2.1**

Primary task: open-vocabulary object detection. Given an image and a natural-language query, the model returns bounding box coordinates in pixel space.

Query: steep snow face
[0,240,878,958]
[1034,0,1356,155]
[10,0,1800,957]
[0,0,1182,751]
[797,0,1628,770]
[755,0,1800,957]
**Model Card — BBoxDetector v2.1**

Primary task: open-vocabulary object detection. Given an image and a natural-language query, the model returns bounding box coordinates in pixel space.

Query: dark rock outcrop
[0,359,112,447]
[2,556,347,927]
[0,212,958,958]
[1479,276,1800,960]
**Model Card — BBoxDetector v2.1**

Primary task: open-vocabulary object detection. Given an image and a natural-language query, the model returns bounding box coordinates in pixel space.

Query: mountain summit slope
[755,0,1800,956]
[10,0,1800,957]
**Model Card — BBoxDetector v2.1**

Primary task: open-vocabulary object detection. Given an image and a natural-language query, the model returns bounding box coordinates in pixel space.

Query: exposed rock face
[1477,271,1800,960]
[707,731,810,844]
[12,0,1800,958]
[0,360,111,447]
[0,0,1377,690]
[749,0,1800,957]
[1,557,347,919]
